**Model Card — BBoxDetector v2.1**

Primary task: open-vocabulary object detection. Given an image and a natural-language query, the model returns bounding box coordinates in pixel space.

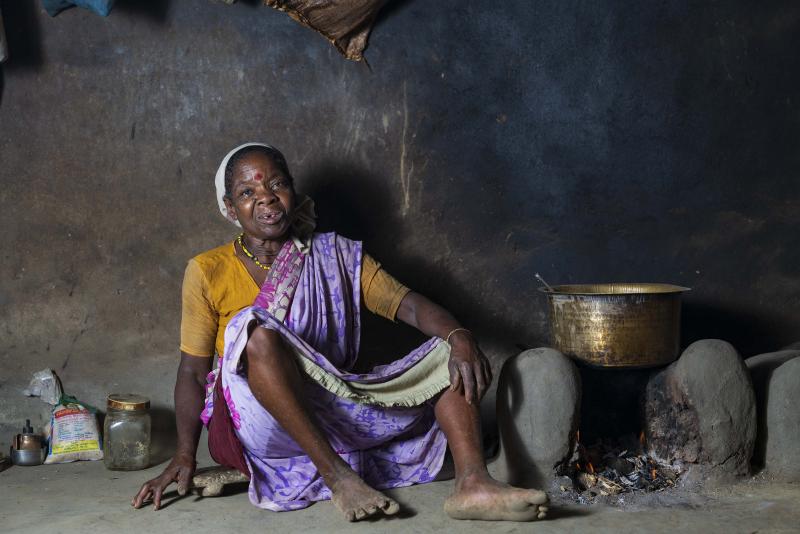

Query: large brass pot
[541,283,690,368]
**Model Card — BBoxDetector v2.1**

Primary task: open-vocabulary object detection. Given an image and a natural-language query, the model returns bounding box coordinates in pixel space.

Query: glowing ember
[558,432,681,502]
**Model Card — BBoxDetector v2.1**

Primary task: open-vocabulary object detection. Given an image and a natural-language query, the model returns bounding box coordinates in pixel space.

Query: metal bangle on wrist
[445,327,472,345]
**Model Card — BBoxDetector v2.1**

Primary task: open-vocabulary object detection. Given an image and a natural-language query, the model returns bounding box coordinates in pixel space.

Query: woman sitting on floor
[131,143,548,522]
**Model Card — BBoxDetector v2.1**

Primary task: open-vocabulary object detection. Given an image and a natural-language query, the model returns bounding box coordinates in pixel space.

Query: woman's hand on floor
[131,452,196,510]
[447,330,492,405]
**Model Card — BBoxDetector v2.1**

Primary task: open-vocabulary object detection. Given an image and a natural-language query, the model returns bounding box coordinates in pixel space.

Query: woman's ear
[223,197,238,223]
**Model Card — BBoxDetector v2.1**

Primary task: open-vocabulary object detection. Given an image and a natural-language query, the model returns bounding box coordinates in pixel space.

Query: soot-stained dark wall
[1,1,798,447]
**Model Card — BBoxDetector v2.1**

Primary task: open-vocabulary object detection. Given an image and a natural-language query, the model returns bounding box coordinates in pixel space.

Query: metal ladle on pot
[535,272,554,292]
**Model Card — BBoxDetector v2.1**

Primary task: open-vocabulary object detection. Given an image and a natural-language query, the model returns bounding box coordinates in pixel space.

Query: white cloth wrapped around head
[215,142,316,238]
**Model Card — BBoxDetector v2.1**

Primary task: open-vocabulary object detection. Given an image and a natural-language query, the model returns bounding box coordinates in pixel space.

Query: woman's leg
[244,326,399,521]
[434,388,549,521]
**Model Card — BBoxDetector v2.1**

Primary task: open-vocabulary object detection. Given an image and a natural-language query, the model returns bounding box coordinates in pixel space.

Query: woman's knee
[245,326,286,361]
[244,327,299,385]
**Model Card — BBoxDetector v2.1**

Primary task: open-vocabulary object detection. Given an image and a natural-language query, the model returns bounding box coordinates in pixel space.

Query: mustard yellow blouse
[179,242,410,357]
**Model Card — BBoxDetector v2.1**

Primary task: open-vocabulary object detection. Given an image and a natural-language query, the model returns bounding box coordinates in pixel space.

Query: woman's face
[224,152,295,241]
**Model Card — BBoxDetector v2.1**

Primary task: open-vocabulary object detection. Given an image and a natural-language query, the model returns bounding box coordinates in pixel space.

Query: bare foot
[329,472,400,522]
[444,472,549,521]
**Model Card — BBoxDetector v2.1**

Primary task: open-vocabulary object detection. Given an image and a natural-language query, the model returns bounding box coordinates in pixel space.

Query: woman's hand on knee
[131,452,196,510]
[447,331,493,405]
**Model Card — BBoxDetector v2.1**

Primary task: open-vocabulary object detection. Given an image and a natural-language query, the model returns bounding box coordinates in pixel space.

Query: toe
[345,510,356,522]
[354,508,368,520]
[527,489,549,505]
[382,499,400,515]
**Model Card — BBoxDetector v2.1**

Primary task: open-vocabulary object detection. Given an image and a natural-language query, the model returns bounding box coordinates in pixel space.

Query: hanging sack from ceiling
[264,0,386,61]
[0,7,8,63]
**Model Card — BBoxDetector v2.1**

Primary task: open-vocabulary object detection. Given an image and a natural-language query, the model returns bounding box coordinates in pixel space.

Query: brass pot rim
[539,283,691,296]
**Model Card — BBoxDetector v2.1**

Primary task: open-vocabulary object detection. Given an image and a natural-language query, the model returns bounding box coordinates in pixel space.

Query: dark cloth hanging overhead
[264,0,386,61]
[42,0,116,18]
[0,7,8,63]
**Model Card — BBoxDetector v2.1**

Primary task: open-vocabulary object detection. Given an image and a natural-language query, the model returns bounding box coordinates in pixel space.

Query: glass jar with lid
[103,394,151,470]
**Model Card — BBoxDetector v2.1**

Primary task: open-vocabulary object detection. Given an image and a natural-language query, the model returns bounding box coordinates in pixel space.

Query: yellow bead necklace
[237,234,272,271]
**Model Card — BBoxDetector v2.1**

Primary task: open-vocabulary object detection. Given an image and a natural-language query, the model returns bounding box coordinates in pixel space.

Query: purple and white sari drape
[201,232,449,511]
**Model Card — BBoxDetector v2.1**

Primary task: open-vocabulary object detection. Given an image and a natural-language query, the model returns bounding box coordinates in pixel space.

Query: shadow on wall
[304,162,400,244]
[149,406,177,466]
[682,301,795,357]
[304,162,429,366]
[303,162,542,369]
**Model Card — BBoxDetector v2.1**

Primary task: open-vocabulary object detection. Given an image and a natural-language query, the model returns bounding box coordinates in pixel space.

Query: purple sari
[202,232,448,511]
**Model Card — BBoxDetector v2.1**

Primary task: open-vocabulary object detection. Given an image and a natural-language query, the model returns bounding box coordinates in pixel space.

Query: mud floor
[2,444,798,534]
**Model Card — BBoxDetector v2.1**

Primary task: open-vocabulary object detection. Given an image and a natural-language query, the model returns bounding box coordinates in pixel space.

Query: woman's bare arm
[132,352,212,510]
[395,291,492,404]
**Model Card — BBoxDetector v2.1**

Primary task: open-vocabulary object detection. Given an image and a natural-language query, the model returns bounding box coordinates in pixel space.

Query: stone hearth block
[763,357,800,481]
[746,350,800,469]
[192,466,249,497]
[645,339,756,482]
[491,348,581,488]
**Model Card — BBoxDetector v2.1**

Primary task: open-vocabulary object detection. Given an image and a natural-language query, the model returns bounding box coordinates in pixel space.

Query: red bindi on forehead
[253,172,264,181]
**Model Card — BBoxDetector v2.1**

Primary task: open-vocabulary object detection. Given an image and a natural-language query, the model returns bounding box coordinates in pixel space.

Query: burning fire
[560,430,679,499]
